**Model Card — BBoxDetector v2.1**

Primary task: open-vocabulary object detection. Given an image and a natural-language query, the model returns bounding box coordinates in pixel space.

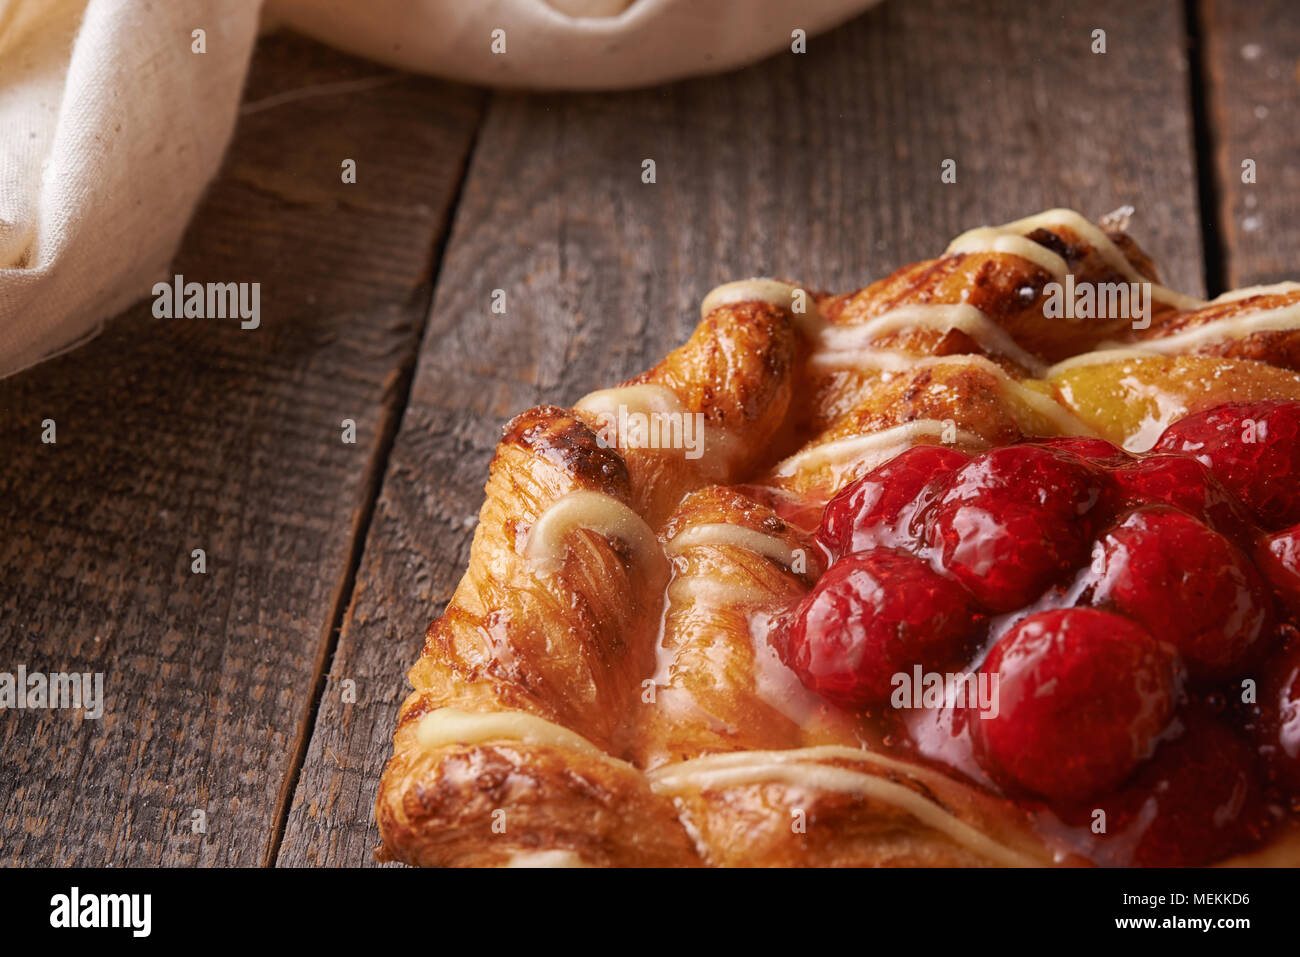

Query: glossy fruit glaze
[773,400,1300,866]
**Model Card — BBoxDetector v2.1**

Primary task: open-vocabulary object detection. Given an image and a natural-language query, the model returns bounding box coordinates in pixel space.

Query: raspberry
[818,445,969,558]
[1113,453,1255,542]
[1025,436,1131,467]
[1154,400,1300,529]
[1251,639,1300,796]
[1084,506,1275,682]
[774,550,980,709]
[1256,524,1300,619]
[970,608,1180,801]
[924,445,1113,611]
[1079,712,1270,866]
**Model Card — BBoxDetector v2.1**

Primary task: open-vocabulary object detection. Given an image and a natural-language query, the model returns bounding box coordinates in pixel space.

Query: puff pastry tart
[376,209,1300,867]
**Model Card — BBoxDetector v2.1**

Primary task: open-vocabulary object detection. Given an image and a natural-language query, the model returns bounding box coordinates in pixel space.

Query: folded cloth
[0,0,876,379]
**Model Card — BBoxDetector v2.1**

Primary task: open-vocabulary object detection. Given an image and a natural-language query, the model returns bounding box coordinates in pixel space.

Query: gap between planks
[263,100,492,868]
[1186,0,1229,297]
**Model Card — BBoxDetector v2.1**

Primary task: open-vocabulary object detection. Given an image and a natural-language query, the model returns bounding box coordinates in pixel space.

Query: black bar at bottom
[0,865,1284,943]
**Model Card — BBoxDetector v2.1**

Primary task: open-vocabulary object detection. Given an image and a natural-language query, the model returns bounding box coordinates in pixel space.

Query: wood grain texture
[1200,0,1300,287]
[276,0,1205,866]
[0,34,483,865]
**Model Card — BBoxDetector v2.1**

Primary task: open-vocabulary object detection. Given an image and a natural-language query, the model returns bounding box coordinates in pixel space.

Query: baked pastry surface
[375,209,1300,867]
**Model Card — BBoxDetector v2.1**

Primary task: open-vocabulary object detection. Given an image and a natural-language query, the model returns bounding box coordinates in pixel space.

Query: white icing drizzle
[503,850,589,868]
[947,229,1070,279]
[916,354,1095,435]
[811,303,1049,376]
[945,208,1206,310]
[810,348,920,374]
[703,284,1048,375]
[1211,281,1300,303]
[1044,347,1173,377]
[575,381,740,478]
[699,278,826,337]
[658,524,805,611]
[1136,298,1300,353]
[522,490,664,575]
[773,420,989,478]
[415,707,629,765]
[663,523,800,570]
[1043,298,1300,377]
[646,746,1037,867]
[575,383,686,418]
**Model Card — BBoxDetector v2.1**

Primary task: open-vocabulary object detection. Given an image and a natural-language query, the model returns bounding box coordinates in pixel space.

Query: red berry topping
[1257,524,1300,619]
[1085,506,1275,682]
[1025,436,1131,467]
[1113,453,1254,541]
[818,445,969,558]
[775,550,980,709]
[1086,712,1270,866]
[970,608,1179,801]
[924,445,1112,611]
[1252,639,1300,796]
[1154,400,1300,529]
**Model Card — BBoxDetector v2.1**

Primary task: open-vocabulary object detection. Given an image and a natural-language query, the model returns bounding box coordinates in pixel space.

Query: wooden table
[0,0,1296,867]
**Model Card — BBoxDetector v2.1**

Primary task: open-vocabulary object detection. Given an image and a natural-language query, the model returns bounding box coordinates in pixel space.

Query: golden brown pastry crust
[376,211,1300,868]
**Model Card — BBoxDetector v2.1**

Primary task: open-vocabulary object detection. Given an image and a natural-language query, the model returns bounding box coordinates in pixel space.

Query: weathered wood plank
[0,34,483,865]
[277,0,1204,865]
[1200,0,1300,288]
